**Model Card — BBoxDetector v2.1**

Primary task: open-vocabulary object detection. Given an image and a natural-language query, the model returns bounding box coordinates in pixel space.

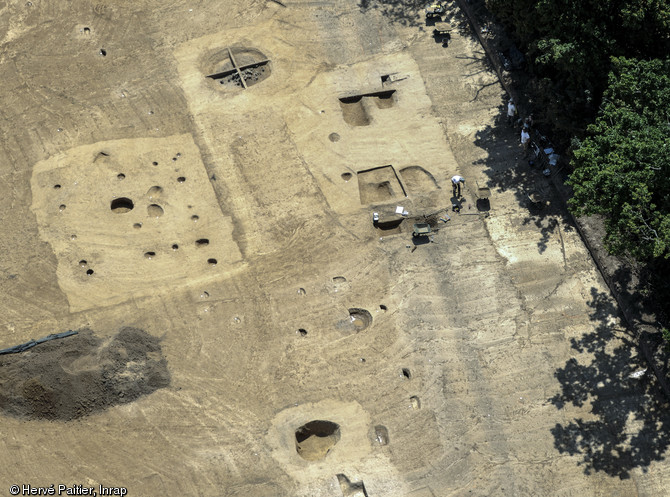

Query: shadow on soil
[473,119,575,255]
[455,51,500,102]
[0,328,170,421]
[425,1,575,256]
[430,0,670,480]
[474,110,670,471]
[357,0,425,28]
[357,0,479,34]
[548,287,670,479]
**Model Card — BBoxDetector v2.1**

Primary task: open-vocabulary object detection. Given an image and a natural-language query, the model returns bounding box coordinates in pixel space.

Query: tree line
[485,0,670,326]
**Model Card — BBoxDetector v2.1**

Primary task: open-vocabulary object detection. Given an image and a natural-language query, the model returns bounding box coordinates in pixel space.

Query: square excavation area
[357,165,406,205]
[271,51,457,215]
[30,134,242,312]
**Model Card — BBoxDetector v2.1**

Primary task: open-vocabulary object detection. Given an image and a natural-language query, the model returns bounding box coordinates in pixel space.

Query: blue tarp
[0,330,78,355]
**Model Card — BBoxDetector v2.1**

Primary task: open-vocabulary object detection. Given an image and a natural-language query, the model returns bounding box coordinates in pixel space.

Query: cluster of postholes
[291,277,420,461]
[49,136,418,459]
[52,153,221,275]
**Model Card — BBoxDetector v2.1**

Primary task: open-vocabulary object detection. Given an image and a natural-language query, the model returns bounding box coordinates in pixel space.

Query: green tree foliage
[485,1,670,330]
[568,57,670,260]
[485,0,670,135]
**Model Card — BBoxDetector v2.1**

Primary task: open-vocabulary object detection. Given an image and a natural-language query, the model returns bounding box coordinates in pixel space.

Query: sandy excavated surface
[1,1,669,496]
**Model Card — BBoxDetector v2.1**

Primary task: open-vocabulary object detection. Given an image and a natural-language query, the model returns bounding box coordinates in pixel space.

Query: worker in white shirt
[451,175,465,198]
[507,98,517,125]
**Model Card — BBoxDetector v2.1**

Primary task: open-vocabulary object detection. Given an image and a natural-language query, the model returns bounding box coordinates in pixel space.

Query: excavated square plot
[357,166,406,205]
[279,55,457,215]
[30,134,243,311]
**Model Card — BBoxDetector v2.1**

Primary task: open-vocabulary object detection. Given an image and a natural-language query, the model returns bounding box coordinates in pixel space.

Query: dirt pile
[0,327,170,421]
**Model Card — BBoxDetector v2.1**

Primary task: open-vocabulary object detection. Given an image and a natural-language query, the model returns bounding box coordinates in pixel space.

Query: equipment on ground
[0,330,78,355]
[433,24,451,46]
[425,2,446,18]
[413,223,432,237]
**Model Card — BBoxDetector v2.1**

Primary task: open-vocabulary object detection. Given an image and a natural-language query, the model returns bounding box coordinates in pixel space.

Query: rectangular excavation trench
[339,90,397,126]
[357,165,407,205]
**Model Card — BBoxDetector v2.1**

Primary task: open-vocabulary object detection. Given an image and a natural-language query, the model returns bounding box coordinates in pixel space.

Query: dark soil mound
[0,327,170,421]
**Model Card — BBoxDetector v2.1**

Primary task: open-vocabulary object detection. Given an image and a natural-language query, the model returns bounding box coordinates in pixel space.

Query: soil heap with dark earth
[0,328,169,421]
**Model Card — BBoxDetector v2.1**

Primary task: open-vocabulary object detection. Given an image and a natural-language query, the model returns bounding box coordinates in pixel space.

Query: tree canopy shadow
[438,0,670,478]
[357,0,426,28]
[548,287,670,478]
[356,0,480,36]
[472,121,574,255]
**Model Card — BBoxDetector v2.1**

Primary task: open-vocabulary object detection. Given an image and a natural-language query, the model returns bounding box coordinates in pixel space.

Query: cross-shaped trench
[206,47,271,89]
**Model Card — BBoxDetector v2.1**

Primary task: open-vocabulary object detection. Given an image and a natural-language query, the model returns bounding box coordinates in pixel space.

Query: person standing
[507,98,517,125]
[520,127,530,153]
[524,113,534,130]
[451,175,465,198]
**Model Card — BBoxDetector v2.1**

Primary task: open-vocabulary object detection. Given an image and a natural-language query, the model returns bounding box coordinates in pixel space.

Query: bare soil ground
[1,1,669,496]
[0,328,169,420]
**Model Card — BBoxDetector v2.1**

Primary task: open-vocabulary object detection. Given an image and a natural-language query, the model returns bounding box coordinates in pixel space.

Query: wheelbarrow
[433,23,451,46]
[412,223,432,237]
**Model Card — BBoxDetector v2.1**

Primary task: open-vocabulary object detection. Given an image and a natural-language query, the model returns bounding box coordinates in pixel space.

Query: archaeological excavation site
[1,1,669,496]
